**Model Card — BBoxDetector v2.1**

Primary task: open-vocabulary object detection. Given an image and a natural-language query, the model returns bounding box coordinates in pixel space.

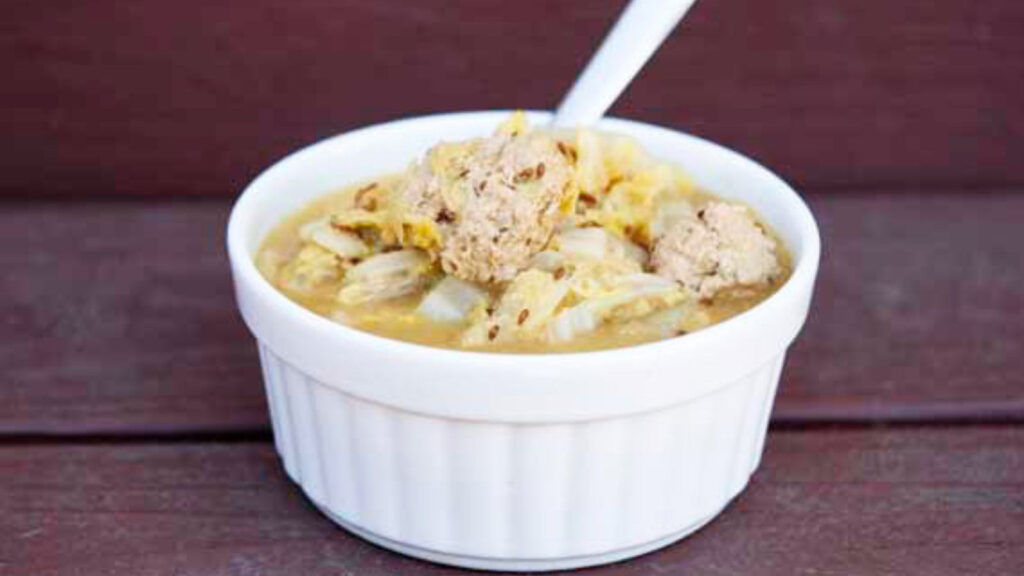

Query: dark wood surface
[3,198,1022,574]
[3,193,1022,436]
[3,0,1022,198]
[3,428,1021,576]
[5,2,1023,573]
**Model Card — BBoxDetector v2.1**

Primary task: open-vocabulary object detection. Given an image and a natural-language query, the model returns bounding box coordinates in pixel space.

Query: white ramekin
[227,111,820,571]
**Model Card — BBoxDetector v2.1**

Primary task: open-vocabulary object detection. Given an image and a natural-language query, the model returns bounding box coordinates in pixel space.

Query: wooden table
[3,194,1022,575]
[2,1,1022,574]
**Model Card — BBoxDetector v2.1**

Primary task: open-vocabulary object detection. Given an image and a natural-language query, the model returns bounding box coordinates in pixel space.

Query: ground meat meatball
[651,202,780,299]
[396,129,573,284]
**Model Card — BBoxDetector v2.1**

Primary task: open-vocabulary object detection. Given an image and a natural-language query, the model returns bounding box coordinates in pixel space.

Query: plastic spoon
[552,0,699,128]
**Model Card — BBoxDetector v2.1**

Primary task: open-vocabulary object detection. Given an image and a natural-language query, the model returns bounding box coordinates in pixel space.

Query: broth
[258,186,790,354]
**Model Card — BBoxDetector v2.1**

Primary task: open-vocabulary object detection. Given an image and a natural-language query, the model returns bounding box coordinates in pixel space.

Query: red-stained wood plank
[1,0,1021,197]
[781,191,1024,424]
[0,200,265,436]
[2,193,1023,436]
[1,428,1021,575]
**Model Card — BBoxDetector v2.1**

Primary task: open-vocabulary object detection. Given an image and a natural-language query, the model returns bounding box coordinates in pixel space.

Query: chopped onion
[417,276,488,324]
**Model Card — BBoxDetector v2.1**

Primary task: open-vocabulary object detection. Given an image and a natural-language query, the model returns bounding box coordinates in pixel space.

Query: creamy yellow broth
[257,182,791,354]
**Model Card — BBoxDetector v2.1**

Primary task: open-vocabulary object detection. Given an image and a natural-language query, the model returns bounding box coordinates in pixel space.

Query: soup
[257,113,790,353]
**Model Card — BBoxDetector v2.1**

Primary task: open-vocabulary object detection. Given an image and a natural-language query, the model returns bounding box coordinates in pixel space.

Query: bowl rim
[227,110,821,369]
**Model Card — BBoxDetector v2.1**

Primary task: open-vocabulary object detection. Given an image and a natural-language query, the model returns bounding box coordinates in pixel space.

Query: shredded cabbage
[417,276,489,324]
[553,227,647,266]
[650,199,696,239]
[574,129,608,197]
[547,273,684,342]
[279,245,342,293]
[299,217,370,258]
[462,270,570,346]
[529,250,567,272]
[337,249,434,305]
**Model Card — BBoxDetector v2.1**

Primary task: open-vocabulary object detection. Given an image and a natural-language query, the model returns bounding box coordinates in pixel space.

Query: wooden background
[3,0,1022,197]
[2,1,1023,574]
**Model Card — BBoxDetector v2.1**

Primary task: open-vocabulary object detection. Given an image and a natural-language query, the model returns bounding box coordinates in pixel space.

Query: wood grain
[2,193,1023,436]
[1,428,1021,575]
[784,191,1024,424]
[2,0,1022,197]
[0,200,265,436]
[2,194,1023,436]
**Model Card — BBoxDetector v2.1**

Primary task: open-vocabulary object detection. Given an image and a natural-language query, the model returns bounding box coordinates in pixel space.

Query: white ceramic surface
[227,111,820,571]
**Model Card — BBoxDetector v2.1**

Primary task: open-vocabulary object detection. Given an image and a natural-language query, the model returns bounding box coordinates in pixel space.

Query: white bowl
[227,111,820,571]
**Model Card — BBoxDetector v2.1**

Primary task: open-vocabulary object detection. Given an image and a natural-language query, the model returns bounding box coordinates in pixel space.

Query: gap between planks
[2,421,1023,447]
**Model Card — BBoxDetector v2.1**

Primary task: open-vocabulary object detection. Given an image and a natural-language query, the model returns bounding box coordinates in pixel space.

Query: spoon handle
[552,0,698,128]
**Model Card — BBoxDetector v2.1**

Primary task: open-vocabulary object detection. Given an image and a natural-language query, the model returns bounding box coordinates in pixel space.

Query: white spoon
[552,0,699,128]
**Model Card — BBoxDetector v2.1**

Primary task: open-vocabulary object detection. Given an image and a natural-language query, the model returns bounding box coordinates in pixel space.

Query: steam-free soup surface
[257,114,790,353]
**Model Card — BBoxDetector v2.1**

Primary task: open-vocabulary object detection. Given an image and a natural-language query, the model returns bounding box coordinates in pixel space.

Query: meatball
[651,202,780,299]
[396,130,573,284]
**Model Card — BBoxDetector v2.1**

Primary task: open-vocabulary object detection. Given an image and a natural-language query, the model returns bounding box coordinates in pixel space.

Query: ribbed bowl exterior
[257,341,785,564]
